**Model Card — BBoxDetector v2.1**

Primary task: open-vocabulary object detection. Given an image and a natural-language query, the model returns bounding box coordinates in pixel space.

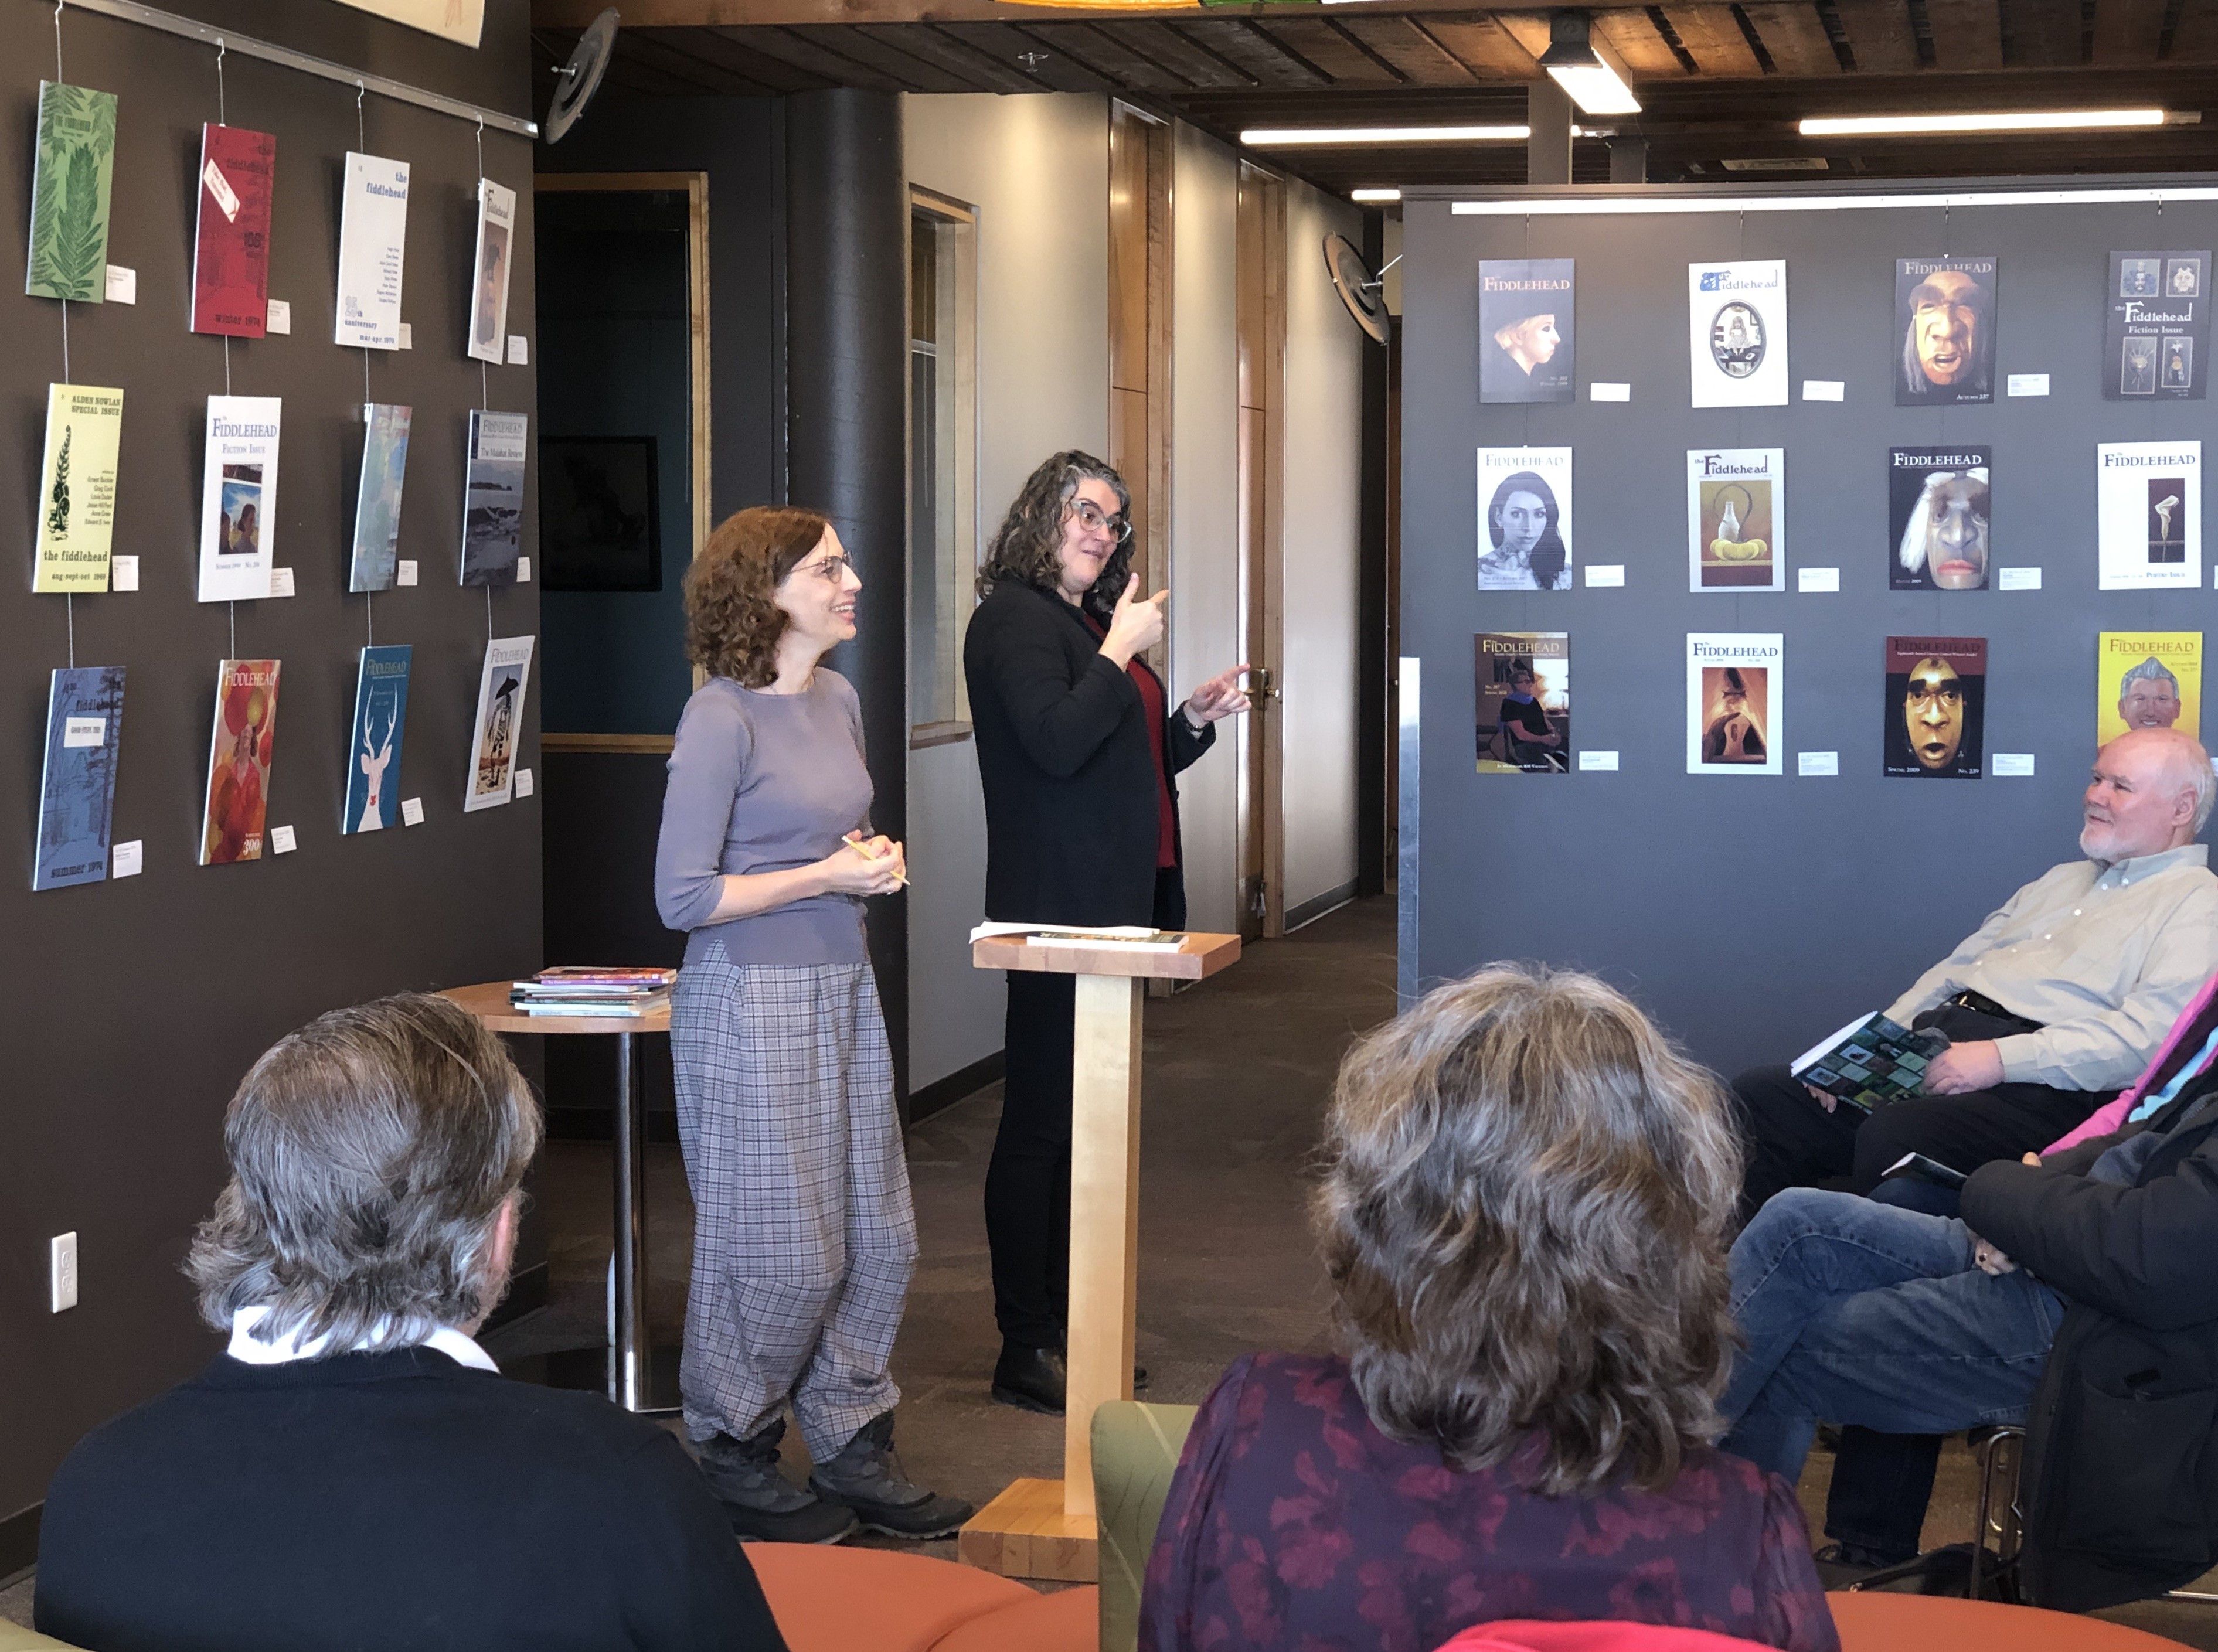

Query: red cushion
[1826,1590,2188,1651]
[930,1584,1099,1651]
[1434,1623,1773,1652]
[746,1543,1036,1652]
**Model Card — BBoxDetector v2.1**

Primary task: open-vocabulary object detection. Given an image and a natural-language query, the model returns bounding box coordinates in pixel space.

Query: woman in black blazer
[964,449,1247,1413]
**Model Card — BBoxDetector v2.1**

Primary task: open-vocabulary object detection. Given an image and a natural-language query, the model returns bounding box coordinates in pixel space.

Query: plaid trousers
[671,956,917,1460]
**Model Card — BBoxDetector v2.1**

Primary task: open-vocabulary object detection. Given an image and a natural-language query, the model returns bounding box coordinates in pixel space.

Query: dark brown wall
[0,0,539,1529]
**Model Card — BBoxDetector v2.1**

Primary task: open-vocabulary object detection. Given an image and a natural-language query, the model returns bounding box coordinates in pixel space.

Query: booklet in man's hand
[1790,1012,1948,1112]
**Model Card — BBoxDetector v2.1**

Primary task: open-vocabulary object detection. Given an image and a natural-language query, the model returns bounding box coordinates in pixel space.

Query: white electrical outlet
[50,1232,79,1313]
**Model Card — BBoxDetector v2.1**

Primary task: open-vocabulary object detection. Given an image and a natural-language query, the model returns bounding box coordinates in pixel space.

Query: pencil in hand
[843,831,913,890]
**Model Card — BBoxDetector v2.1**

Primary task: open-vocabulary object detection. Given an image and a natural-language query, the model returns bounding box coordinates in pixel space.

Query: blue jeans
[1720,1188,2067,1486]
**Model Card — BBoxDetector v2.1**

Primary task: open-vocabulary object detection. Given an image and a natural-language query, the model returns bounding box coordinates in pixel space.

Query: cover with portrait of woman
[1882,636,1985,779]
[1476,448,1572,591]
[1478,258,1574,404]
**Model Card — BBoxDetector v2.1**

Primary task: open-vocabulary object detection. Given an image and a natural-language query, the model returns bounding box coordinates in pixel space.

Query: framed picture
[539,435,662,592]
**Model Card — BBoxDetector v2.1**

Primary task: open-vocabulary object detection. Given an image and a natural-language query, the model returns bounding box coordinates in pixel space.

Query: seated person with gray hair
[34,994,787,1652]
[1731,726,2218,1222]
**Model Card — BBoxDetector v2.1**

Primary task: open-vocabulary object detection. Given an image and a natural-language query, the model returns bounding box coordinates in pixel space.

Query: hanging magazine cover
[1883,636,1986,779]
[1686,633,1782,776]
[2108,251,2209,401]
[33,665,123,890]
[2097,632,2202,747]
[1887,448,1991,591]
[1688,449,1783,591]
[1477,447,1571,590]
[33,383,123,593]
[198,395,281,602]
[200,659,280,865]
[1478,260,1573,404]
[464,635,535,812]
[461,410,528,587]
[1894,256,1996,406]
[467,178,516,364]
[344,645,413,833]
[349,402,412,592]
[26,81,117,302]
[1688,260,1787,408]
[2097,441,2201,591]
[1475,633,1569,773]
[334,151,409,350]
[190,124,275,337]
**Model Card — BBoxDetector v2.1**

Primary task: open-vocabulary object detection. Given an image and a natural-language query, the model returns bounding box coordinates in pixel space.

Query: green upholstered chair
[0,1619,80,1651]
[1091,1400,1198,1652]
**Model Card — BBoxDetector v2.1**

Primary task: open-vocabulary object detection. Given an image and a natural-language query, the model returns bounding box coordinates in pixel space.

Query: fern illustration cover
[33,383,123,592]
[26,82,118,303]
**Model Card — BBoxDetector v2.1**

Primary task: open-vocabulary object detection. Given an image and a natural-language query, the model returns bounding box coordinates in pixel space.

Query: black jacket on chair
[1964,1074,2218,1612]
[964,579,1213,928]
[34,1347,788,1652]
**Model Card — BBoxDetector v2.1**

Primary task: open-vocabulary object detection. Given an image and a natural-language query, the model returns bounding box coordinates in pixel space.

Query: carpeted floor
[6,895,2214,1644]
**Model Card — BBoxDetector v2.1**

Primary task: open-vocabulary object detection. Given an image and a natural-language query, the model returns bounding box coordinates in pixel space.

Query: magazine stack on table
[509,967,676,1018]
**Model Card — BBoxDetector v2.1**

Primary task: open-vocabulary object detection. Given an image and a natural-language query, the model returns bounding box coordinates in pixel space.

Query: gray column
[1527,80,1572,186]
[786,88,911,1102]
[1610,139,1648,184]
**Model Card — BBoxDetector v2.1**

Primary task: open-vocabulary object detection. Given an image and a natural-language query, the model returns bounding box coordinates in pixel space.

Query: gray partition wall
[1400,177,2218,1079]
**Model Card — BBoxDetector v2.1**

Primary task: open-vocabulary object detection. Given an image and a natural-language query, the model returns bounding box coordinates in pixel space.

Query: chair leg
[1968,1428,2026,1603]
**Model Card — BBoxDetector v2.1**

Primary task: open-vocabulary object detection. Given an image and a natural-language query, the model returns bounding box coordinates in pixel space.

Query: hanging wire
[215,37,226,124]
[356,79,366,151]
[52,0,62,81]
[66,593,74,667]
[229,599,236,659]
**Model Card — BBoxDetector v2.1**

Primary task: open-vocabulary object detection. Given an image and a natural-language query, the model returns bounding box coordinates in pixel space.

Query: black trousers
[985,866,1183,1347]
[1731,1005,2107,1227]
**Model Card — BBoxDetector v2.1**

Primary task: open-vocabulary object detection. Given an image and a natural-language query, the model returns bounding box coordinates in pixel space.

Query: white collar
[227,1305,499,1374]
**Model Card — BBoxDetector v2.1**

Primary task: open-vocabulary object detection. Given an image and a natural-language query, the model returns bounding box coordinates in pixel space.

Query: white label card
[1798,751,1839,776]
[1579,750,1620,771]
[111,554,138,592]
[513,768,535,799]
[2006,373,2051,397]
[1994,753,2037,776]
[397,322,413,350]
[62,717,105,748]
[270,824,298,854]
[397,560,419,587]
[1584,564,1626,588]
[111,839,142,878]
[1802,380,1845,401]
[400,796,425,826]
[1589,382,1630,402]
[1797,567,1840,592]
[506,334,528,365]
[518,556,532,583]
[104,265,135,304]
[265,299,291,334]
[202,159,241,222]
[269,567,296,598]
[1998,567,2043,591]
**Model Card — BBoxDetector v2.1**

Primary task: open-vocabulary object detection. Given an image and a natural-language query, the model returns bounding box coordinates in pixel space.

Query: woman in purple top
[654,506,968,1546]
[1140,966,1840,1652]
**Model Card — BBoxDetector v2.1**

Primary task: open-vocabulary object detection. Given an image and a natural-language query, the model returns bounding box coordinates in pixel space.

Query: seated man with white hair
[35,993,788,1652]
[1731,726,2218,1222]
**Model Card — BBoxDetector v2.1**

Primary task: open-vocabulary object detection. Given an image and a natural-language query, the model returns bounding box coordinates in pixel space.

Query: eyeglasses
[797,553,853,584]
[1067,499,1132,543]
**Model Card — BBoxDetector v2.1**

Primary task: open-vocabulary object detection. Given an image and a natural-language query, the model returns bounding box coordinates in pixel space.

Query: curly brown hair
[978,450,1133,621]
[1312,963,1743,1496]
[683,506,832,689]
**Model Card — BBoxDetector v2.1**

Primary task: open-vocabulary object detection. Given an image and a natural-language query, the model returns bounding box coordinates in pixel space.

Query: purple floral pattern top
[1139,1354,1839,1652]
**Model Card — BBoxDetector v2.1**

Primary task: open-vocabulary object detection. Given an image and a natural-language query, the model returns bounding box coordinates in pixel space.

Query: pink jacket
[2046,969,2218,1154]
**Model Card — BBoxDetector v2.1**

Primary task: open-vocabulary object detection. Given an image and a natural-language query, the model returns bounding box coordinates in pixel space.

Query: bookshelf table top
[439,979,672,1037]
[971,931,1241,982]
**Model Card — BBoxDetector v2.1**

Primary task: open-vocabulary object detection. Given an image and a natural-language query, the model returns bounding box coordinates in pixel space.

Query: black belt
[1940,989,2045,1034]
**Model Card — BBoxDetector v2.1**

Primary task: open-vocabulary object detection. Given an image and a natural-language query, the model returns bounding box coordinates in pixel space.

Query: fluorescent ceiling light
[1450,184,2218,217]
[1242,124,1529,146]
[1545,63,1639,115]
[1800,108,2168,137]
[1351,188,1402,202]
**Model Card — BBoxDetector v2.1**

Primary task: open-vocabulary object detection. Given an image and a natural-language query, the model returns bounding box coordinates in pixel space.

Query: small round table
[440,980,670,1414]
[1827,1589,2193,1650]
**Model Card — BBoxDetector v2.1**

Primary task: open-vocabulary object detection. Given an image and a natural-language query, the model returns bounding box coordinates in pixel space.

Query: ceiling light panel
[1799,109,2169,137]
[1241,125,1530,146]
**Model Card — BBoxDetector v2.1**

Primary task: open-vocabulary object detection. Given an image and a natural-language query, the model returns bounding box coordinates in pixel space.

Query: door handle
[1247,666,1278,702]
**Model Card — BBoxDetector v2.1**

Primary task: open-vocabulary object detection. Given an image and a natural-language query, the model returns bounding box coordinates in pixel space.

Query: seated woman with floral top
[1139,965,1839,1652]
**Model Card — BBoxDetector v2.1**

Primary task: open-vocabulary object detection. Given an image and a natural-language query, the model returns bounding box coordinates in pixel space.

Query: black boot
[696,1417,858,1545]
[992,1341,1066,1415]
[809,1412,975,1539]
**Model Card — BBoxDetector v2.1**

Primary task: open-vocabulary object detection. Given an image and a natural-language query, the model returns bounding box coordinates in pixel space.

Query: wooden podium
[957,929,1241,1582]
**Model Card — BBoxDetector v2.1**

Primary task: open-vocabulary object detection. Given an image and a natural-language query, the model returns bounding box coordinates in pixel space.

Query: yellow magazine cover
[2097,631,2202,746]
[33,382,122,592]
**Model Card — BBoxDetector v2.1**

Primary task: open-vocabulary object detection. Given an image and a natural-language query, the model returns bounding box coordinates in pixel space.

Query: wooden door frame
[1107,101,1174,679]
[1236,160,1286,941]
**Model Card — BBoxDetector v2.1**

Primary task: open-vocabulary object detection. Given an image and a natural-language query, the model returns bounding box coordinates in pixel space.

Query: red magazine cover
[191,124,274,338]
[201,659,280,865]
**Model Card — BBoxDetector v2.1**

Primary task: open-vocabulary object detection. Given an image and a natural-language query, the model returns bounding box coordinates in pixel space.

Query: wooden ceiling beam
[1335,13,1481,81]
[1999,0,2083,64]
[2171,0,2218,57]
[1593,9,1693,74]
[1829,0,1920,69]
[652,23,826,88]
[1654,4,1767,71]
[931,19,1122,86]
[1023,21,1199,88]
[1738,2,1846,71]
[778,22,981,86]
[1175,19,1332,86]
[2091,0,2166,59]
[702,23,913,87]
[1408,12,1543,76]
[1257,16,1409,82]
[1113,19,1257,86]
[868,21,1043,87]
[539,0,1662,25]
[1923,0,2006,66]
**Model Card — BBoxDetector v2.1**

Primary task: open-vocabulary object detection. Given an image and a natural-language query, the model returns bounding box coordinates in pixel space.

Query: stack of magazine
[509,967,676,1018]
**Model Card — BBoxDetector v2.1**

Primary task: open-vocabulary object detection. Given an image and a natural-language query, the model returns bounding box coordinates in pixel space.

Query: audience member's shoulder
[815,667,860,714]
[1680,1441,1793,1508]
